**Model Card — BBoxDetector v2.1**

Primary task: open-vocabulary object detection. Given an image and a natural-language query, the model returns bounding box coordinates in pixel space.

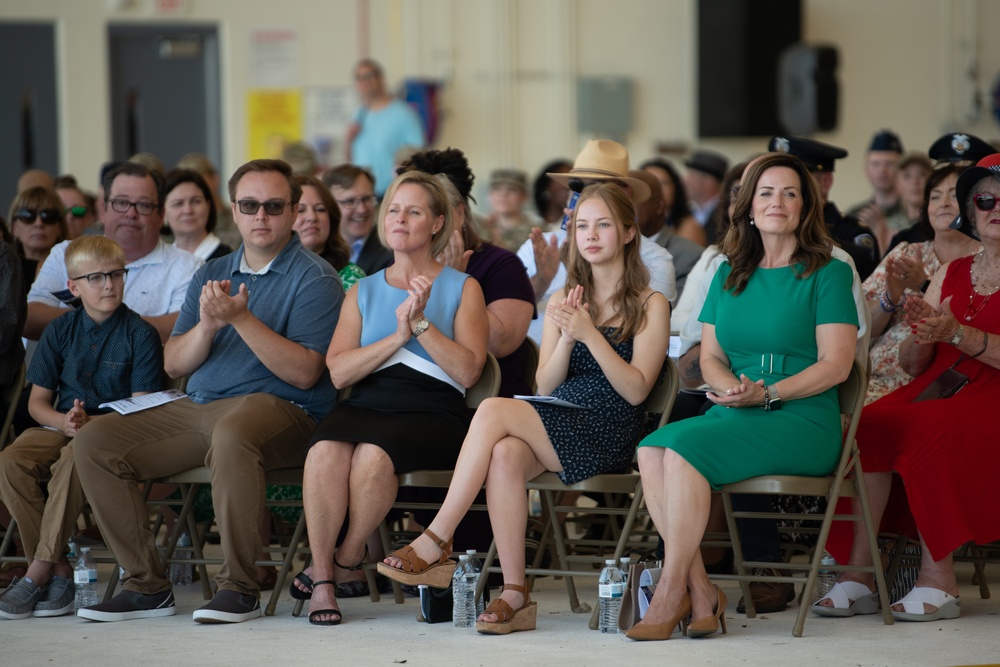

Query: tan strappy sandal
[475,582,537,635]
[376,528,455,589]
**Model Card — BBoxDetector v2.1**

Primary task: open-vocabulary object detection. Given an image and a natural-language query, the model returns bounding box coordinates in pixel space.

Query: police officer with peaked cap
[768,136,880,280]
[928,132,997,166]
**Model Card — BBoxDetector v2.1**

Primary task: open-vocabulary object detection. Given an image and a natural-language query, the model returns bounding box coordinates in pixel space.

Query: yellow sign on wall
[246,90,302,160]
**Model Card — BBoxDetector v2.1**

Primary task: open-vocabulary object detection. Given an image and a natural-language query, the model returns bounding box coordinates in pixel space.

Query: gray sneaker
[192,589,261,624]
[77,589,176,622]
[0,577,45,620]
[32,575,75,618]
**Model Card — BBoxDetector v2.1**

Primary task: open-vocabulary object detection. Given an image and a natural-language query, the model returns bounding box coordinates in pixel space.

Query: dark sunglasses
[13,208,61,224]
[65,205,89,217]
[236,199,291,215]
[973,193,1000,212]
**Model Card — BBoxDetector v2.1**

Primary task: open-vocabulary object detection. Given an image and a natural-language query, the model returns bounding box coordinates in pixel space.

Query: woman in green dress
[629,153,859,641]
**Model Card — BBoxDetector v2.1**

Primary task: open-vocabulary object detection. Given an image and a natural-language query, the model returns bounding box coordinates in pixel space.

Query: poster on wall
[303,86,358,169]
[248,28,300,88]
[246,90,302,160]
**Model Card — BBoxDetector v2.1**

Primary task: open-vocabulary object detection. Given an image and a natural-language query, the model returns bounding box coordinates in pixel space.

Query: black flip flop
[289,571,314,600]
[308,580,342,626]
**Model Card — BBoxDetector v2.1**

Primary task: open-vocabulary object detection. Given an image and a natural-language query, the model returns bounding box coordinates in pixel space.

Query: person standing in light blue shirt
[345,59,425,197]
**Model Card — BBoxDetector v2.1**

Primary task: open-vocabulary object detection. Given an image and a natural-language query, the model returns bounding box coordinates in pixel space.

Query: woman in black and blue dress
[379,183,671,634]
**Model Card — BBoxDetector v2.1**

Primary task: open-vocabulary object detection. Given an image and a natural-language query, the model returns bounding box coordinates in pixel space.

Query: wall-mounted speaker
[778,44,839,135]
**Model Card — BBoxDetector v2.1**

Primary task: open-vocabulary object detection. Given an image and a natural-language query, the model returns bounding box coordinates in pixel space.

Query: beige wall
[2,0,998,209]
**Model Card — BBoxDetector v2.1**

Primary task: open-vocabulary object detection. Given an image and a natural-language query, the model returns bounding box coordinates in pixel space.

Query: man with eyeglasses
[344,58,425,197]
[24,162,203,343]
[322,164,393,275]
[73,158,343,624]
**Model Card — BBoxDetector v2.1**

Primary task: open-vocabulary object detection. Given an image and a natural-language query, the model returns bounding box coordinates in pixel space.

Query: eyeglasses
[108,198,157,215]
[973,193,1000,212]
[65,205,89,218]
[70,268,129,287]
[13,208,62,224]
[335,195,378,210]
[236,199,291,215]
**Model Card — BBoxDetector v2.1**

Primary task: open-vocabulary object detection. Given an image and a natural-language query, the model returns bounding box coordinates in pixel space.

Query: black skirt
[306,364,470,473]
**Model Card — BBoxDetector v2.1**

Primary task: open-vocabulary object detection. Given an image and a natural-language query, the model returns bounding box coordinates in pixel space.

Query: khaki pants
[73,394,313,596]
[0,427,87,563]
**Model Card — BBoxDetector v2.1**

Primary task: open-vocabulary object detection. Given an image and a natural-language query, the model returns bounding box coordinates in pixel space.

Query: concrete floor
[2,559,998,667]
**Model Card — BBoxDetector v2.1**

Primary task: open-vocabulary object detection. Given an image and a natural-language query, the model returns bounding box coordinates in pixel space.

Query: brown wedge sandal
[376,528,455,588]
[475,582,537,635]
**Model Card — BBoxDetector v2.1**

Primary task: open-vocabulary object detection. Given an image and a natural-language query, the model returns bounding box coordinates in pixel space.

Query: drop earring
[749,216,755,226]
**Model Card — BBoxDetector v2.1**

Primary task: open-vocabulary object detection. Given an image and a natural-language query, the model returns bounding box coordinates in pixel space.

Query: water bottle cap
[466,549,476,555]
[605,559,616,565]
[82,547,91,553]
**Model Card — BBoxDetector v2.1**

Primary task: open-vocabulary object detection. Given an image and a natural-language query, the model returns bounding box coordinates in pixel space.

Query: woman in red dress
[817,154,1000,622]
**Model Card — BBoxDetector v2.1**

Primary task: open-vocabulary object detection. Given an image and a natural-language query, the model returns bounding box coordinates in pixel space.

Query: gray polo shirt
[173,234,343,420]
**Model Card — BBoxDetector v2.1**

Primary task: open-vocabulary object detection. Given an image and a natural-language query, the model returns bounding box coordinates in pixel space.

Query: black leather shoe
[736,568,796,614]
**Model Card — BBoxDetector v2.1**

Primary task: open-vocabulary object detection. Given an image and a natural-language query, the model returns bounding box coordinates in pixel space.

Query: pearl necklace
[965,251,1000,321]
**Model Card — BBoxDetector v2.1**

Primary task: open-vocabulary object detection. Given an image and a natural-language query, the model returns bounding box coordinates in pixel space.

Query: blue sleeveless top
[357,264,467,359]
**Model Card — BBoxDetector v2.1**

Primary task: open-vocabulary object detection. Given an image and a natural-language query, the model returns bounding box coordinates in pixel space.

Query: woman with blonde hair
[299,170,489,626]
[379,183,671,634]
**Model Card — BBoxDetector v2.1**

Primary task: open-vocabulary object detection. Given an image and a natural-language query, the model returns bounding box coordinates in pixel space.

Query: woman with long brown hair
[633,152,858,641]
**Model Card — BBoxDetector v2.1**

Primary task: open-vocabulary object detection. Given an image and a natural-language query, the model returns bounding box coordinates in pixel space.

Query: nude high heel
[687,585,728,638]
[625,592,692,641]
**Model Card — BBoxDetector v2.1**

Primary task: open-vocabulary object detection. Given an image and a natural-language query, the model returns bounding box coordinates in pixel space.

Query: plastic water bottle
[598,558,624,633]
[618,556,630,586]
[67,539,77,561]
[465,550,485,614]
[169,532,193,586]
[452,554,477,627]
[815,551,838,600]
[74,547,98,611]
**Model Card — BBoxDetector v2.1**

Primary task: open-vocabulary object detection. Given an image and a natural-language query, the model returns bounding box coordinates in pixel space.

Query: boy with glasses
[0,236,162,620]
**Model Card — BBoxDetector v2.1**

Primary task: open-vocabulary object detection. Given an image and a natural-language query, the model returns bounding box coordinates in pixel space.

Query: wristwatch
[949,324,965,347]
[762,385,782,412]
[412,317,430,338]
[920,278,931,293]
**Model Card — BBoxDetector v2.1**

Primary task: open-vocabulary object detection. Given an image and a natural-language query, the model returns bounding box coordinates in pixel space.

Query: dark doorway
[0,22,59,203]
[108,24,221,173]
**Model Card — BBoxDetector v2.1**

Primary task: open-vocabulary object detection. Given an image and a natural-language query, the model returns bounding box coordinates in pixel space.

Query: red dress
[828,256,1000,562]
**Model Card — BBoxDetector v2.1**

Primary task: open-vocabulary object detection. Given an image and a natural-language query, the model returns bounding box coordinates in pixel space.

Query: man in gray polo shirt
[73,159,344,624]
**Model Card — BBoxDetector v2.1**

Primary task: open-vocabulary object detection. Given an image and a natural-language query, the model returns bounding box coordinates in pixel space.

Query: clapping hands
[905,294,960,344]
[63,399,89,436]
[546,285,593,344]
[199,280,249,332]
[396,275,433,340]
